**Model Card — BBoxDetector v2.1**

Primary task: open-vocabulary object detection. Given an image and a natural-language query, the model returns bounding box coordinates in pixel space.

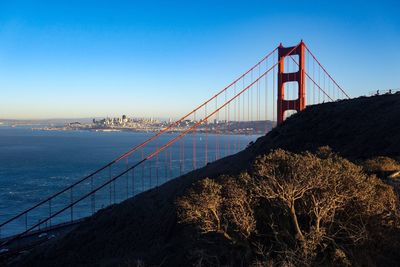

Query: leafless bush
[176,148,400,266]
[363,156,400,173]
[176,175,256,245]
[176,178,223,235]
[220,174,256,240]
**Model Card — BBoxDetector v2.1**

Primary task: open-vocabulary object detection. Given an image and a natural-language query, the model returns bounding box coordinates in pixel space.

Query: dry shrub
[176,148,400,266]
[363,156,400,173]
[177,175,256,243]
[176,178,223,235]
[220,174,256,240]
[253,149,399,265]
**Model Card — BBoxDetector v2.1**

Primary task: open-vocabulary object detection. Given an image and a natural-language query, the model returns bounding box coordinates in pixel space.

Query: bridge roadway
[0,219,83,260]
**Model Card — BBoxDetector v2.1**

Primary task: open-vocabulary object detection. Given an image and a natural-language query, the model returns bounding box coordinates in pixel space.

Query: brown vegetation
[176,149,400,266]
[362,156,400,175]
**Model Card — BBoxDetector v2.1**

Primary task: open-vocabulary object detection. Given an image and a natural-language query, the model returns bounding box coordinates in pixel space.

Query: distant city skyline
[1,0,399,119]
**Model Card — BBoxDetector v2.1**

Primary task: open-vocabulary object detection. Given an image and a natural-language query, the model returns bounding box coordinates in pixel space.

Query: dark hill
[251,93,400,160]
[14,94,400,266]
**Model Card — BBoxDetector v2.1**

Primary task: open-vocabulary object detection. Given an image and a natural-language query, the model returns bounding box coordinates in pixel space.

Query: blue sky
[0,0,399,119]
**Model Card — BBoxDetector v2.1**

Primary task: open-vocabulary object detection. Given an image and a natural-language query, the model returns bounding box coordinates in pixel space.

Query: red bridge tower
[277,41,306,124]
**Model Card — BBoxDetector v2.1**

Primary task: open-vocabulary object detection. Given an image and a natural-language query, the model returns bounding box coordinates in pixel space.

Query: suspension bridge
[0,41,349,254]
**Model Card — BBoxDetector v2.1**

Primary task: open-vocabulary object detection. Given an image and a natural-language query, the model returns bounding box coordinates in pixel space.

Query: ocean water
[0,126,258,237]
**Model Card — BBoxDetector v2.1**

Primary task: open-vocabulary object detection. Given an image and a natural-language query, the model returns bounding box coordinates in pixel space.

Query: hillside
[250,93,400,160]
[12,94,400,266]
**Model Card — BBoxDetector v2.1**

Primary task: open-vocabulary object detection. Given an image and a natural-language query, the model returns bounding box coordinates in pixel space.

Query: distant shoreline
[31,126,264,135]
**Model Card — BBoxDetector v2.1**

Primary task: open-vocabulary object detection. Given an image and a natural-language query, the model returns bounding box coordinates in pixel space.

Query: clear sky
[0,0,399,119]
